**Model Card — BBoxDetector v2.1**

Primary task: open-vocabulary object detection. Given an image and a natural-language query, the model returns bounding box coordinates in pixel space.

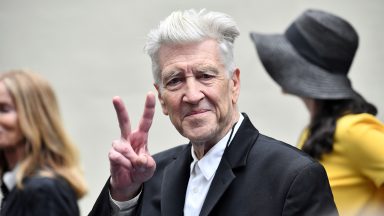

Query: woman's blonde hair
[0,69,87,198]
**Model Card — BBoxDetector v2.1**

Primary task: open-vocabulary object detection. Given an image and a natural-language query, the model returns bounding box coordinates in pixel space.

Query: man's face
[155,39,240,146]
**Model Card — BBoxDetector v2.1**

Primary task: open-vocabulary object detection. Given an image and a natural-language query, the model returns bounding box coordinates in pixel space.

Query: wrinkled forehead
[158,39,222,70]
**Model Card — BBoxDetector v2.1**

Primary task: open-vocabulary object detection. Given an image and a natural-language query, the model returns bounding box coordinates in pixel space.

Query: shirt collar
[190,113,244,180]
[2,164,19,191]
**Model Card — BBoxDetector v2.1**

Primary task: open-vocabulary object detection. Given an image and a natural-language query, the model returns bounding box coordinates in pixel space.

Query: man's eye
[198,73,215,80]
[166,77,183,86]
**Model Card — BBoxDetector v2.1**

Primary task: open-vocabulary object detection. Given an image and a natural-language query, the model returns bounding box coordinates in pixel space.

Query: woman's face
[300,97,316,118]
[0,82,24,149]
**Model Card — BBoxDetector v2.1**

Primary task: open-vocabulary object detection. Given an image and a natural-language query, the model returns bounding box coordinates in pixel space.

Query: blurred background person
[250,9,384,216]
[0,69,87,215]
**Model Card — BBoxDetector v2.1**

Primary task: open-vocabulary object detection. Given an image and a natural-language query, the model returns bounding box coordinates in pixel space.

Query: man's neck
[192,112,241,159]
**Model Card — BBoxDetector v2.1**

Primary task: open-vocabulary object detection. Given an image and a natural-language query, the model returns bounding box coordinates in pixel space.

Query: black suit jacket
[89,114,338,216]
[1,175,79,216]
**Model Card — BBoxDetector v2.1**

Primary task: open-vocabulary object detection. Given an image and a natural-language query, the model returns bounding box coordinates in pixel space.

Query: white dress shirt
[111,114,244,216]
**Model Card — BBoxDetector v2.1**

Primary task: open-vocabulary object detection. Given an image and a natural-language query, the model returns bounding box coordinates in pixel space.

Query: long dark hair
[302,94,377,159]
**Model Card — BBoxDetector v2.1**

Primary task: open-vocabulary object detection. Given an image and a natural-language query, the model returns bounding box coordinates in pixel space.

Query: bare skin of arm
[108,92,157,201]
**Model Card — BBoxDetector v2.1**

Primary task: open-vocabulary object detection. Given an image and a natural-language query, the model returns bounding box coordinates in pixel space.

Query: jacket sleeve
[88,178,140,216]
[282,161,339,216]
[341,115,384,187]
[88,179,114,216]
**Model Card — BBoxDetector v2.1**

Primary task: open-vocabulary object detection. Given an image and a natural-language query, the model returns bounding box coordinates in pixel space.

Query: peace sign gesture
[108,92,156,201]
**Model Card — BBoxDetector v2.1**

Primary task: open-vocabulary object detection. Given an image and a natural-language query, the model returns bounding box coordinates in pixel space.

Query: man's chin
[183,129,214,143]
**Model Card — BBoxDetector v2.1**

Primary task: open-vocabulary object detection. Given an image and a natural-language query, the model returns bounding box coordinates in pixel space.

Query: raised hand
[108,92,156,201]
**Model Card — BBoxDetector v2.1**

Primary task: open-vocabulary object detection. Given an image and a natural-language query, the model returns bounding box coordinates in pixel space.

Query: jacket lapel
[198,158,235,216]
[161,144,193,216]
[199,114,260,216]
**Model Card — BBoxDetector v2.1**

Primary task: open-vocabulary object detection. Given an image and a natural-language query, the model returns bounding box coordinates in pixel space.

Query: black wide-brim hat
[250,9,359,99]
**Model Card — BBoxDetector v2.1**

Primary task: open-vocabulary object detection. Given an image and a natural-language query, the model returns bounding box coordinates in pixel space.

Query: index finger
[112,96,131,139]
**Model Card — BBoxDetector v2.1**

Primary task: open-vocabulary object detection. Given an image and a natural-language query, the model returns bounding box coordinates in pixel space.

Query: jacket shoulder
[5,175,79,216]
[22,175,72,194]
[255,133,319,169]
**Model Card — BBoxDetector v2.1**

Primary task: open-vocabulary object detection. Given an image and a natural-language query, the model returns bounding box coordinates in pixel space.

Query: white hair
[144,9,240,85]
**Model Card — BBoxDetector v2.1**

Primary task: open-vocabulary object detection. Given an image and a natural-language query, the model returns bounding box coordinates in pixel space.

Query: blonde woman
[0,70,87,215]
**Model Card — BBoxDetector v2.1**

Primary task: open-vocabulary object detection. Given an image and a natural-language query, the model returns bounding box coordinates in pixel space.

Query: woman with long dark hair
[251,9,384,216]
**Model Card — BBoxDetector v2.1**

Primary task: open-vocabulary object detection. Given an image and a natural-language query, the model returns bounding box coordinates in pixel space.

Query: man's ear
[154,84,169,115]
[231,68,241,104]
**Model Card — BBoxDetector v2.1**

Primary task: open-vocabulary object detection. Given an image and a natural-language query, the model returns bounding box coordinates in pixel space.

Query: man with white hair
[89,9,338,216]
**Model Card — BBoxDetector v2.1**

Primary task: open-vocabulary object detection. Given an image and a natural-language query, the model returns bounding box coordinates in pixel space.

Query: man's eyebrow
[162,70,183,80]
[161,65,219,81]
[194,65,219,74]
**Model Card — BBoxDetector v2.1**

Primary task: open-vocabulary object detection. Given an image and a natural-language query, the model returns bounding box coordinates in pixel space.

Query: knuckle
[111,139,120,146]
[108,150,119,161]
[119,146,130,155]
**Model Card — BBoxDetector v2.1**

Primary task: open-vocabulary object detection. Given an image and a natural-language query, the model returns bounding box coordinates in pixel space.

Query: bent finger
[112,139,137,159]
[134,154,156,172]
[108,149,134,170]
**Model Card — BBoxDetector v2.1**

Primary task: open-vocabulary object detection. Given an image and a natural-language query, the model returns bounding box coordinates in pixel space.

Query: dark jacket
[1,175,79,216]
[89,114,338,216]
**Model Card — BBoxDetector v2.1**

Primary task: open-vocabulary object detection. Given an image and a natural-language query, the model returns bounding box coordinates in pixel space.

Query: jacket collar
[199,113,259,216]
[160,113,259,216]
[161,144,192,216]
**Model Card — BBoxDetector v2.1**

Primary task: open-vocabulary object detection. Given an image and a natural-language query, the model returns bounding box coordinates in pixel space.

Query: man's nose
[182,77,204,104]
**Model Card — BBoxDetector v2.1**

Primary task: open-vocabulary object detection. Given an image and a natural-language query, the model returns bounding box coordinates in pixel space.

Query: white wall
[1,0,383,214]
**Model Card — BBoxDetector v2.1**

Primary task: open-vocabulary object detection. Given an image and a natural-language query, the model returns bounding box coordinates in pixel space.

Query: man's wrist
[109,180,142,201]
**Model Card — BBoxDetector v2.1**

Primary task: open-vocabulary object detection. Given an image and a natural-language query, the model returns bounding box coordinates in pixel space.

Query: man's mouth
[185,109,209,117]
